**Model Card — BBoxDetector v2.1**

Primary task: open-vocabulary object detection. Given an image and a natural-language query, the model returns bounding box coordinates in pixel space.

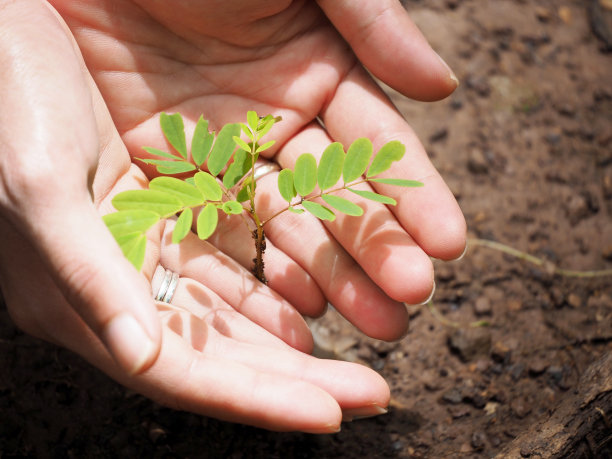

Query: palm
[52,0,467,340]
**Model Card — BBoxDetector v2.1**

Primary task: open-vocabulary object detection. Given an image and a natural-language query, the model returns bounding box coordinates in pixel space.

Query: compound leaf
[208,123,241,176]
[197,203,218,239]
[142,146,183,161]
[112,189,184,217]
[160,112,187,159]
[348,188,396,206]
[115,232,147,271]
[293,153,318,197]
[277,169,296,203]
[302,201,335,221]
[221,200,243,215]
[194,171,223,201]
[343,138,373,183]
[137,158,196,175]
[321,194,364,217]
[149,176,204,207]
[172,208,193,244]
[191,116,214,166]
[369,178,424,187]
[317,142,344,190]
[103,210,160,239]
[367,141,405,177]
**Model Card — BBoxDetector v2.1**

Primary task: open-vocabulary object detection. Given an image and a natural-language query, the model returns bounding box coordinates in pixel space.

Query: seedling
[103,111,423,283]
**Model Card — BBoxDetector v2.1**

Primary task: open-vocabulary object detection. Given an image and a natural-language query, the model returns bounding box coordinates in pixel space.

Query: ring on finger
[253,162,280,181]
[154,268,180,303]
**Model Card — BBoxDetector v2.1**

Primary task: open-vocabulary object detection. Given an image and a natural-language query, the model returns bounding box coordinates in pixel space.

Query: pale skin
[0,0,466,432]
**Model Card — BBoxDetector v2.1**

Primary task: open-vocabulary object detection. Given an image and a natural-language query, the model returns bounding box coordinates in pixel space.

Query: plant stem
[245,128,267,284]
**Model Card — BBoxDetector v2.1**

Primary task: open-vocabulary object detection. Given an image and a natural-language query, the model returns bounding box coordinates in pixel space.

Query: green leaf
[343,138,373,183]
[194,171,223,201]
[236,179,252,202]
[293,153,318,197]
[137,158,196,175]
[348,188,397,205]
[112,189,184,217]
[196,203,218,239]
[115,232,147,271]
[233,135,252,153]
[247,111,258,131]
[191,116,214,167]
[172,208,193,244]
[302,201,335,221]
[223,149,252,189]
[103,210,160,238]
[221,200,243,215]
[160,112,187,159]
[366,140,405,177]
[288,207,304,214]
[368,178,424,187]
[142,146,183,161]
[208,123,241,176]
[257,115,279,138]
[149,176,205,207]
[240,123,254,141]
[277,169,296,203]
[321,194,364,216]
[255,140,275,153]
[317,142,344,190]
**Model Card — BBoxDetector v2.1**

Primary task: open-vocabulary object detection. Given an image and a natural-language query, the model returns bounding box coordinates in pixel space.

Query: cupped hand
[52,0,466,340]
[0,1,389,432]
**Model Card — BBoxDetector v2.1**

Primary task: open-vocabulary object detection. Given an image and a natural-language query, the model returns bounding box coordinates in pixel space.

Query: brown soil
[1,0,611,457]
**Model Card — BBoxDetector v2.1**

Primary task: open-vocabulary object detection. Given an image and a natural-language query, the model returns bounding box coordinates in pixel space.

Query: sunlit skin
[0,0,465,432]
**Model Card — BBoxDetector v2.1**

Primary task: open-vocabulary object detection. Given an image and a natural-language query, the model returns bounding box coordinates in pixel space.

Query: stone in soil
[448,327,492,362]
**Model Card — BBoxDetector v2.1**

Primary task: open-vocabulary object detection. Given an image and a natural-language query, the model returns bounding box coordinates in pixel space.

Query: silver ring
[253,163,280,181]
[154,269,179,303]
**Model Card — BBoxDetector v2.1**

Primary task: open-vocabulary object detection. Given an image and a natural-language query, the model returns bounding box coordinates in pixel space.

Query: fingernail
[453,242,469,261]
[405,281,436,307]
[435,51,459,88]
[343,404,388,422]
[304,424,341,434]
[102,313,157,375]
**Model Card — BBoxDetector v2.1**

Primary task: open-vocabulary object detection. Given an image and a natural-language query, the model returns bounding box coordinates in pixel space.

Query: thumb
[317,0,458,101]
[29,197,162,375]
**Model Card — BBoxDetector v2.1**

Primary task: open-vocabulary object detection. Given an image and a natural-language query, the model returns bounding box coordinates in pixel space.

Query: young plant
[103,112,423,283]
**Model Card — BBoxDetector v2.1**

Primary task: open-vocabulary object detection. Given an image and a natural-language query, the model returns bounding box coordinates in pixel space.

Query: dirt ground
[1,0,611,457]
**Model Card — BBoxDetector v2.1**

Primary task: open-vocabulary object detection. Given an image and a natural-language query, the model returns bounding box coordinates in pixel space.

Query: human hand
[0,0,161,375]
[0,1,389,432]
[52,0,466,340]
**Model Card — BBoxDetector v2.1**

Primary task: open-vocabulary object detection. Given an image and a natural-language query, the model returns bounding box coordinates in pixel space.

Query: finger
[240,163,410,340]
[275,123,436,305]
[196,329,390,416]
[321,65,467,261]
[316,0,458,101]
[152,265,291,349]
[204,211,328,318]
[160,220,315,353]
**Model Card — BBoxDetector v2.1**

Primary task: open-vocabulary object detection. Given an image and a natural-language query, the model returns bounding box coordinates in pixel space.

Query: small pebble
[528,357,549,375]
[471,431,487,450]
[448,327,492,362]
[511,397,532,418]
[467,149,489,174]
[442,388,463,404]
[474,297,492,316]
